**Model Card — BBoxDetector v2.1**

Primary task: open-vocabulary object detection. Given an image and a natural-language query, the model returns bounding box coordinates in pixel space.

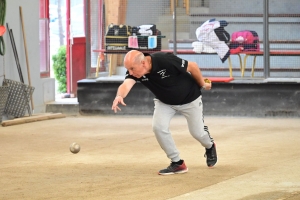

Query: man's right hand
[111,96,126,113]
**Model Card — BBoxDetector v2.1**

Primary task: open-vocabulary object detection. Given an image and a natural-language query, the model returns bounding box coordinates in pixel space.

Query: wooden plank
[1,113,66,127]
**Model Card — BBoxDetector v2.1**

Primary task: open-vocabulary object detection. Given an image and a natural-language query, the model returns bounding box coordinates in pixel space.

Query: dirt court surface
[1,115,300,200]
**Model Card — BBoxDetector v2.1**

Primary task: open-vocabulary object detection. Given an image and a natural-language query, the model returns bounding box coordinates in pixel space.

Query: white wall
[0,0,55,114]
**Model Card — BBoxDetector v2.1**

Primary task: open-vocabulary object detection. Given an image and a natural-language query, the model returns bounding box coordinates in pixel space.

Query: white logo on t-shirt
[181,60,185,68]
[157,69,170,79]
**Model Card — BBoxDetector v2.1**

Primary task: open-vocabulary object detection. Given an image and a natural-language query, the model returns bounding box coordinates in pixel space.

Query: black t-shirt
[125,52,201,105]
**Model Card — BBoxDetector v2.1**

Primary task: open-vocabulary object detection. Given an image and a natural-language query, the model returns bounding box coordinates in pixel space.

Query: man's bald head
[123,50,152,78]
[124,50,144,67]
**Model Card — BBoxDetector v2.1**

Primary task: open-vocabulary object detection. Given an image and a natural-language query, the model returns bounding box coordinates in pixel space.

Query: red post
[70,37,86,95]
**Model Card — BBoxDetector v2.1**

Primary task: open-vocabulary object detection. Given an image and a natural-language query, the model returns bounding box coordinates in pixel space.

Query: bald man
[111,50,217,175]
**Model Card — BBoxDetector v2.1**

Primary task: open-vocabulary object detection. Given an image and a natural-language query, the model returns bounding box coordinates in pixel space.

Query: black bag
[132,26,140,36]
[105,24,132,50]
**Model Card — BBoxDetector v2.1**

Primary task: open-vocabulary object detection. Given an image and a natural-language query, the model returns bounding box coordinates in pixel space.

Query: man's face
[125,60,146,78]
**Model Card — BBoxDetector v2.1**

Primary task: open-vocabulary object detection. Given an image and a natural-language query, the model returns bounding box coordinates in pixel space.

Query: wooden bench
[168,39,300,77]
[239,50,300,77]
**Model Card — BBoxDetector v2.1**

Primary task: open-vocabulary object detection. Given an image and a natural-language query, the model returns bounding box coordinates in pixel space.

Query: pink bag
[128,36,138,48]
[229,30,260,51]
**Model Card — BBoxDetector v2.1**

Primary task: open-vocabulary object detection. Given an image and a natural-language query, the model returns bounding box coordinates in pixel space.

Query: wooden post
[186,0,189,15]
[19,6,34,112]
[104,0,127,76]
[170,0,178,14]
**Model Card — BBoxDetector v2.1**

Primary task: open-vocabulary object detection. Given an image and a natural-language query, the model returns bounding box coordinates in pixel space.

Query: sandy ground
[0,115,300,200]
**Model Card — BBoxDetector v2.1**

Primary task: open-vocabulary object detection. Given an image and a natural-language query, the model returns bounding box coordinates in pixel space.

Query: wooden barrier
[1,113,66,127]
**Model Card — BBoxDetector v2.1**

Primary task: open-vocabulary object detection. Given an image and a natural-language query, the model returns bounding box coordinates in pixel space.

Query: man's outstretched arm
[111,78,136,113]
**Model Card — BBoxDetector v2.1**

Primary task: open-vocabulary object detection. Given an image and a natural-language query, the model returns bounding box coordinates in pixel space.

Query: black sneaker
[204,143,217,167]
[158,160,188,175]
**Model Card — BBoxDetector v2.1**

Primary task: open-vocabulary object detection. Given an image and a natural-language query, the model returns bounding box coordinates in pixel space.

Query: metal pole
[263,0,270,78]
[173,0,177,55]
[85,0,91,78]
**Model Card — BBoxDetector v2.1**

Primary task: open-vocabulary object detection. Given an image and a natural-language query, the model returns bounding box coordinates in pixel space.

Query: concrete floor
[1,115,300,200]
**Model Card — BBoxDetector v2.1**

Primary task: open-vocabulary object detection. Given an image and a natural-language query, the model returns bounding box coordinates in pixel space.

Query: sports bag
[229,30,260,51]
[105,24,132,50]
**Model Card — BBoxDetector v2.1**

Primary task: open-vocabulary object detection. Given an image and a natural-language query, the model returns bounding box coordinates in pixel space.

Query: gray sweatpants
[152,95,213,162]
